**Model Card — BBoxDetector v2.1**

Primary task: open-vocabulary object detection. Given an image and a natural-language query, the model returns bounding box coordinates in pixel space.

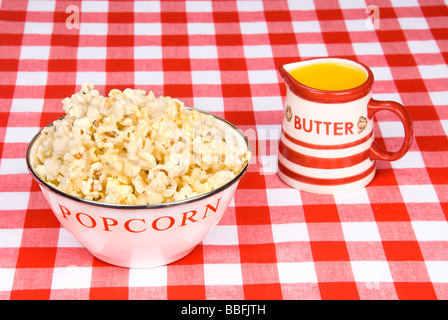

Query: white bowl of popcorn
[26,83,251,268]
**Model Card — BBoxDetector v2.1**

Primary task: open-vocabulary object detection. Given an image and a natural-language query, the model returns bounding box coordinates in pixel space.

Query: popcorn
[34,83,251,205]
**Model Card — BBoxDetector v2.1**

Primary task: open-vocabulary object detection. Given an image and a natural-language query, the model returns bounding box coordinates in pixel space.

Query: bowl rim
[26,106,251,210]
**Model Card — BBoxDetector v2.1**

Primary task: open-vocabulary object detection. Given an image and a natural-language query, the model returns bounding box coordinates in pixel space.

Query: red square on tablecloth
[47,59,77,72]
[50,34,79,47]
[216,34,243,46]
[108,12,134,24]
[377,30,406,42]
[90,287,129,300]
[39,112,65,127]
[264,10,291,22]
[239,243,277,263]
[235,206,271,225]
[237,172,266,189]
[0,85,15,98]
[16,247,57,268]
[304,204,340,223]
[107,35,133,47]
[213,12,239,23]
[319,282,360,300]
[243,283,283,299]
[24,209,60,228]
[163,84,193,98]
[372,203,410,221]
[167,285,206,300]
[395,282,437,300]
[219,58,247,71]
[383,241,424,261]
[106,59,134,72]
[0,58,19,71]
[416,136,448,151]
[10,289,51,300]
[310,241,350,261]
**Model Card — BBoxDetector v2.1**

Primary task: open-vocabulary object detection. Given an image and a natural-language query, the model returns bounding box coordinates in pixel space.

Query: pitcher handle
[367,99,413,161]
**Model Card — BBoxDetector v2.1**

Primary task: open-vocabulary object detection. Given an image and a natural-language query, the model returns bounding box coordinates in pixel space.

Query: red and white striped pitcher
[278,57,413,194]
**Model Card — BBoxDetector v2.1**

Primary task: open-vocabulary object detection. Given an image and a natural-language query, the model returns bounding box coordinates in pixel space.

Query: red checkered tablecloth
[1,0,448,300]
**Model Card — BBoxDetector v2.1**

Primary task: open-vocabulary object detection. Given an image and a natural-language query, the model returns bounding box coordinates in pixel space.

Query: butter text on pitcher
[294,115,354,135]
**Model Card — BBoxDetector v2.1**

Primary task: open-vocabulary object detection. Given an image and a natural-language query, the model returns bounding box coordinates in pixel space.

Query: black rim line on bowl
[26,106,251,210]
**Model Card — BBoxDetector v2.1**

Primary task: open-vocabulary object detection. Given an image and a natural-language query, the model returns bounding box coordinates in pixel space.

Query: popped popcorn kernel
[34,83,250,205]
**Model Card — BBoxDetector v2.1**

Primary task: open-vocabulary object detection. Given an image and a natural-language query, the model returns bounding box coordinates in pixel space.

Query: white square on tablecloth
[202,225,239,245]
[20,46,51,60]
[287,0,315,11]
[292,21,321,33]
[256,124,281,141]
[0,229,22,248]
[411,221,448,241]
[186,1,212,12]
[79,23,108,35]
[51,267,92,289]
[4,127,39,143]
[378,121,405,138]
[192,97,224,112]
[391,151,425,169]
[236,0,264,12]
[57,228,83,247]
[277,262,318,283]
[129,266,167,287]
[298,43,328,57]
[260,155,278,175]
[425,261,448,283]
[27,0,55,12]
[11,98,44,112]
[350,261,393,283]
[251,96,283,111]
[334,188,370,204]
[418,64,448,79]
[345,19,369,32]
[77,47,107,60]
[0,268,15,291]
[191,70,221,85]
[134,1,161,12]
[239,22,268,35]
[272,223,310,242]
[398,17,429,30]
[76,71,106,85]
[0,158,28,175]
[204,264,243,285]
[189,46,218,59]
[134,71,164,85]
[187,23,215,35]
[372,93,402,104]
[370,67,393,81]
[441,120,448,136]
[248,70,278,84]
[390,0,419,7]
[81,1,109,12]
[0,192,30,210]
[341,222,381,241]
[429,91,448,106]
[243,45,273,58]
[134,46,162,59]
[267,188,302,206]
[338,0,367,9]
[16,71,48,85]
[352,42,384,56]
[134,23,162,36]
[399,185,439,203]
[408,40,440,54]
